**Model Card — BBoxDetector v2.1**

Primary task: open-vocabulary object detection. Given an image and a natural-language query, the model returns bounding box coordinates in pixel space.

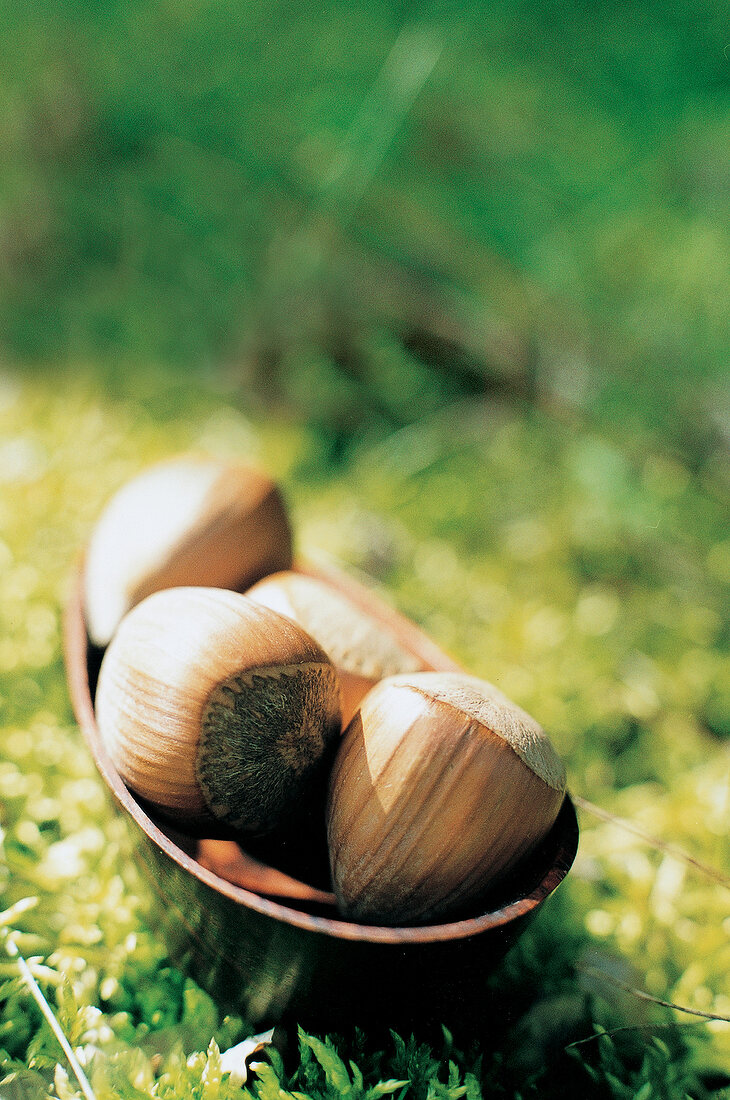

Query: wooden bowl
[63,559,579,1033]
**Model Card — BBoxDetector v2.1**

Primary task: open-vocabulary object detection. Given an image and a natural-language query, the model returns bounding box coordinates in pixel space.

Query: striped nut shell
[95,586,341,836]
[327,671,566,925]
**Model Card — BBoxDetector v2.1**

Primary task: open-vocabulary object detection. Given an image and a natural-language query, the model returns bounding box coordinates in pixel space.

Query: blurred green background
[0,2,729,1097]
[1,0,729,453]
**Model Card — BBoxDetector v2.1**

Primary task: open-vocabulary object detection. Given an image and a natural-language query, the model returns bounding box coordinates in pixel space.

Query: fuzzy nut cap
[95,586,341,835]
[246,571,425,726]
[84,456,292,647]
[327,671,566,925]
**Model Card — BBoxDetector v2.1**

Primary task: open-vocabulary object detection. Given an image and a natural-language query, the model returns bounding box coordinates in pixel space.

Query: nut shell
[84,456,292,647]
[327,671,566,925]
[246,571,426,725]
[95,586,341,835]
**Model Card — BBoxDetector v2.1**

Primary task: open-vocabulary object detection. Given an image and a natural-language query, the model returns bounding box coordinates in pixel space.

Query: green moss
[0,370,727,1098]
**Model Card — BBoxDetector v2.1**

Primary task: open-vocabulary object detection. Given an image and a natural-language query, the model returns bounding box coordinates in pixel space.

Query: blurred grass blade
[574,796,730,890]
[577,964,730,1024]
[0,897,39,928]
[319,24,444,220]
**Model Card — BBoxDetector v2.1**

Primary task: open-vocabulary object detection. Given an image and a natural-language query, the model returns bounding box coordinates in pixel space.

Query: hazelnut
[84,456,292,647]
[95,586,341,836]
[327,671,566,925]
[246,571,426,725]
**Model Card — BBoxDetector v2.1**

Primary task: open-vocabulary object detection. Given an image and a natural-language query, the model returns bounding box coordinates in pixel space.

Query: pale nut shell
[246,571,426,726]
[327,671,566,926]
[95,586,341,835]
[84,456,292,647]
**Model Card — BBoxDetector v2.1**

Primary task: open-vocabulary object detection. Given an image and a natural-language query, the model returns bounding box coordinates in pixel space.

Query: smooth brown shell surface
[327,674,566,925]
[84,457,293,646]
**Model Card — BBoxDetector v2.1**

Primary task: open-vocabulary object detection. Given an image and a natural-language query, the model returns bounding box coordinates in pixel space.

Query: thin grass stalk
[4,938,97,1100]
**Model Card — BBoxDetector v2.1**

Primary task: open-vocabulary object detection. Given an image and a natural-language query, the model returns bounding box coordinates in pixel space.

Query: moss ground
[0,367,727,1098]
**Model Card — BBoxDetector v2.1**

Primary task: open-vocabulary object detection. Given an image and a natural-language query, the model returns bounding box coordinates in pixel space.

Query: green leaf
[364,1079,410,1100]
[202,1038,223,1100]
[182,982,218,1037]
[350,1060,364,1098]
[299,1032,352,1098]
[463,1073,481,1100]
[650,1037,671,1061]
[0,1067,50,1100]
[254,1061,299,1100]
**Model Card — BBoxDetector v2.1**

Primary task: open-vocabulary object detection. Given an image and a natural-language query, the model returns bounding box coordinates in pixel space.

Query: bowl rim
[63,557,579,946]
